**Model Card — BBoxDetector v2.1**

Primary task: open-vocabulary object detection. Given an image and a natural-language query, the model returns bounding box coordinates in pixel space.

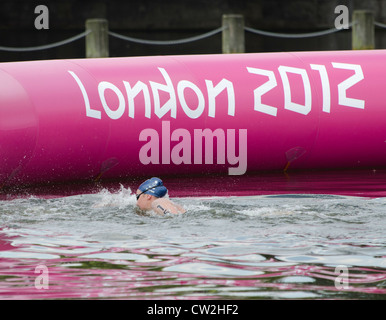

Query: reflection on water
[0,182,385,300]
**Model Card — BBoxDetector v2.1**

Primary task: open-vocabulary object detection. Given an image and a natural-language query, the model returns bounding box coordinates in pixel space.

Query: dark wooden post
[222,14,245,53]
[352,10,374,50]
[86,19,109,58]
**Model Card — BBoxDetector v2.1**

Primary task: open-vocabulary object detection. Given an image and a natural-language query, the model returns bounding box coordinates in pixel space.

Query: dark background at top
[1,0,386,62]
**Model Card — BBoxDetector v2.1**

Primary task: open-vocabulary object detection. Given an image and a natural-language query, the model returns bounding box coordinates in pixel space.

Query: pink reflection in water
[1,244,386,299]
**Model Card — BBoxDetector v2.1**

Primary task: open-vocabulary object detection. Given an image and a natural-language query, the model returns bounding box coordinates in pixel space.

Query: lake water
[0,171,386,300]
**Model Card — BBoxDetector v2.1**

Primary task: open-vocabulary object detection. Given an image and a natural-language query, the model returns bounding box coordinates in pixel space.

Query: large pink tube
[0,50,385,189]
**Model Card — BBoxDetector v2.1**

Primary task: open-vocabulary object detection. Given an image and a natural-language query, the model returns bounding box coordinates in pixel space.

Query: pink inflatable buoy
[0,50,385,191]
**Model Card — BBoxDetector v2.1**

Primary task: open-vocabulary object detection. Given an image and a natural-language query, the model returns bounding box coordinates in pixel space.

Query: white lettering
[206,79,235,117]
[150,68,177,118]
[247,67,278,116]
[147,304,181,317]
[278,66,312,115]
[194,128,226,165]
[139,121,247,175]
[139,129,159,164]
[177,80,205,119]
[171,128,191,164]
[70,63,366,121]
[123,81,151,118]
[332,62,365,109]
[98,81,125,120]
[34,5,49,30]
[335,5,349,30]
[162,121,171,164]
[34,265,49,290]
[227,129,247,175]
[334,265,349,290]
[68,71,101,119]
[310,64,331,113]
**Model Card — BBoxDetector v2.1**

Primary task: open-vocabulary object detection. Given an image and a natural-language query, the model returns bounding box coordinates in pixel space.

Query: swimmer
[135,177,186,215]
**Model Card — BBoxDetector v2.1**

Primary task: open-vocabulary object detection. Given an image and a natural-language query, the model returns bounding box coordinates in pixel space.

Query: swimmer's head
[137,177,167,198]
[136,177,167,210]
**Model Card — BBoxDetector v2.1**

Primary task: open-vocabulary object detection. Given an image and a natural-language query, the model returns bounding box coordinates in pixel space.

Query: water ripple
[0,191,385,299]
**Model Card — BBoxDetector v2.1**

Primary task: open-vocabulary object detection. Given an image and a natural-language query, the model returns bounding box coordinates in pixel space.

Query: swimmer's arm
[153,203,171,215]
[152,199,186,215]
[173,203,186,214]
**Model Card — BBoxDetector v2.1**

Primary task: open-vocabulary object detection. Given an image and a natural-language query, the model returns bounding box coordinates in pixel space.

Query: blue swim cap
[138,177,168,198]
